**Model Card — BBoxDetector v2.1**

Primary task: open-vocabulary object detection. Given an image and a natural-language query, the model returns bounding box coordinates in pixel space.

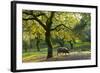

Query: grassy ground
[22,48,91,63]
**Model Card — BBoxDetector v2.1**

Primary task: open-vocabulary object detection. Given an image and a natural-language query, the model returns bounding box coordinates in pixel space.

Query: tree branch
[46,12,55,28]
[23,10,33,15]
[62,24,72,31]
[23,16,47,30]
[50,24,63,31]
[23,11,47,30]
[23,17,35,20]
[51,24,72,32]
[33,15,47,30]
[23,11,47,18]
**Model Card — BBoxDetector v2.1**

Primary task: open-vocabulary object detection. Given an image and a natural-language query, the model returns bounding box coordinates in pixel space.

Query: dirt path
[45,52,91,61]
[23,51,91,63]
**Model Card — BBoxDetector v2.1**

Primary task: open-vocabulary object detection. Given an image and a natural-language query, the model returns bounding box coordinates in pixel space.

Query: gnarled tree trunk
[45,31,53,59]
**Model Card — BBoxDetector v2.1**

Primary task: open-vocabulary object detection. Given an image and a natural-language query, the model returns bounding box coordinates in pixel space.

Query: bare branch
[46,12,55,28]
[51,24,72,31]
[62,24,72,31]
[23,11,33,15]
[23,17,35,20]
[23,11,47,18]
[50,24,63,31]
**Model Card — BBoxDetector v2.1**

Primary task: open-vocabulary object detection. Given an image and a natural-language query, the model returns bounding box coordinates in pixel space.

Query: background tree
[73,13,91,41]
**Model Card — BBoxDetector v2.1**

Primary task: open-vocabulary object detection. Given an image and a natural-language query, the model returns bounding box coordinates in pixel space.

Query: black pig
[57,47,69,55]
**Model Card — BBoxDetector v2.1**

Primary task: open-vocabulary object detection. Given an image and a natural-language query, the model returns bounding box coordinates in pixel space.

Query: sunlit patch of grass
[22,47,91,63]
[22,48,48,62]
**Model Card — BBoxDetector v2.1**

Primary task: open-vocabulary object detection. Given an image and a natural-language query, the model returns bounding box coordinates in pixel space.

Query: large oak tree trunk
[45,12,55,59]
[45,31,53,59]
